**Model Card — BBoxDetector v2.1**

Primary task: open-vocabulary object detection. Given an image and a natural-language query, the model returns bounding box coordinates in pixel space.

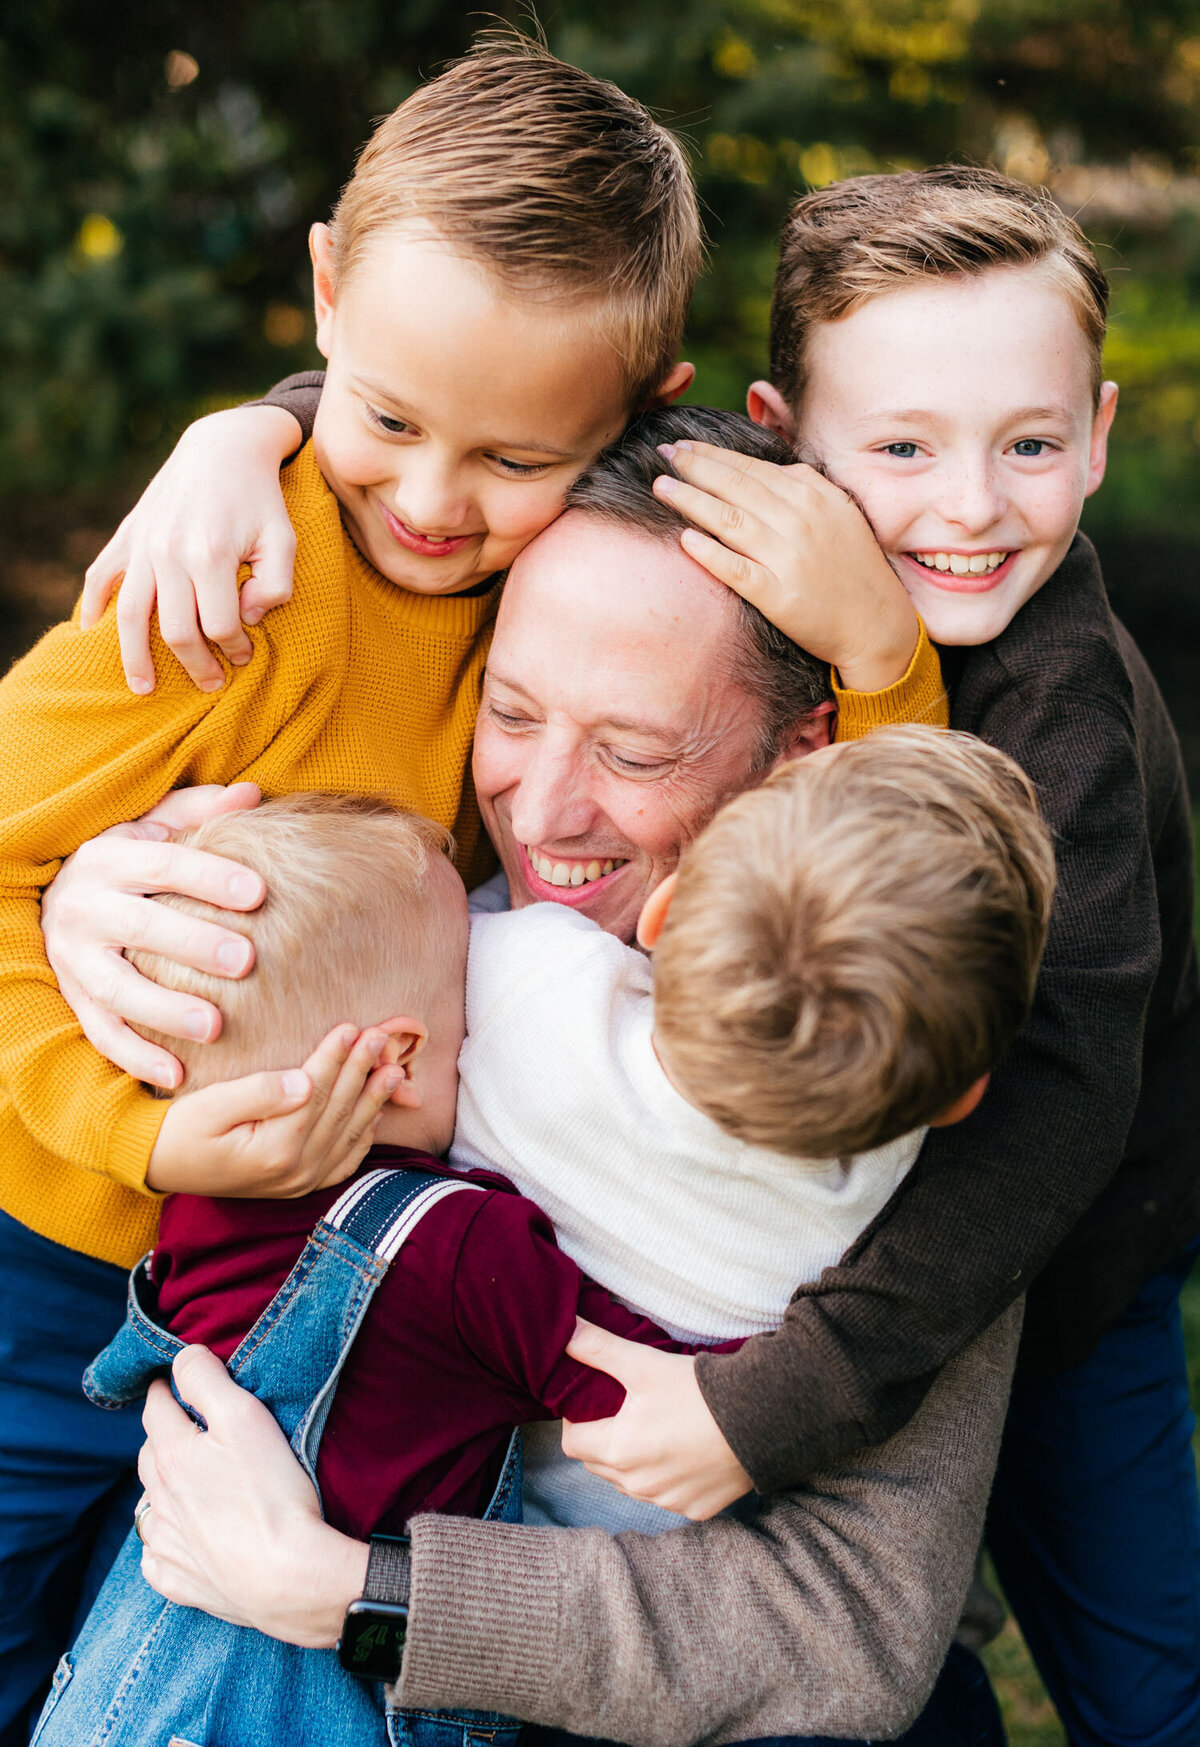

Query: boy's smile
[308,223,653,596]
[757,263,1117,646]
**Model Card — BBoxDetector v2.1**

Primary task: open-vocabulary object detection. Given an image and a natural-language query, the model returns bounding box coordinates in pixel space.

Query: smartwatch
[337,1533,411,1683]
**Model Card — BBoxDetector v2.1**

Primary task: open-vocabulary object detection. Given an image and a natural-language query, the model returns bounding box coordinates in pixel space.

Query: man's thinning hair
[128,794,460,1093]
[565,407,832,767]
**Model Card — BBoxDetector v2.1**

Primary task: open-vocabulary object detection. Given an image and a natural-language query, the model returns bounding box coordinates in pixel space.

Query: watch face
[337,1600,409,1683]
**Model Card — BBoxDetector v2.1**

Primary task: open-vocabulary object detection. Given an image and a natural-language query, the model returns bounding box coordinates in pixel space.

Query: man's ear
[772,700,835,764]
[310,223,338,361]
[1085,381,1119,499]
[748,381,798,442]
[646,362,695,408]
[929,1072,990,1129]
[376,1016,428,1108]
[636,872,679,951]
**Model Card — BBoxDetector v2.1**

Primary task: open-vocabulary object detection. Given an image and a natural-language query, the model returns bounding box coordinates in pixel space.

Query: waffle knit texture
[0,444,498,1269]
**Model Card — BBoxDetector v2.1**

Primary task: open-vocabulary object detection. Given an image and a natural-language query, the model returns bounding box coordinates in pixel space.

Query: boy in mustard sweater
[0,42,944,1744]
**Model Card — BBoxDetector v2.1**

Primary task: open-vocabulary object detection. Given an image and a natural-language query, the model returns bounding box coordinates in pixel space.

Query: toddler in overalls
[32,795,731,1747]
[38,730,1055,1746]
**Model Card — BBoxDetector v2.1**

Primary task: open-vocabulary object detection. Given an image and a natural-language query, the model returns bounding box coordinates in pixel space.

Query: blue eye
[368,406,412,437]
[883,441,919,459]
[1012,439,1048,457]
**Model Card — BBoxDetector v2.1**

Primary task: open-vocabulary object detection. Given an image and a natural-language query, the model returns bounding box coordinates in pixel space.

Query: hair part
[653,725,1056,1159]
[327,36,702,409]
[129,794,463,1094]
[565,406,832,767]
[770,164,1109,412]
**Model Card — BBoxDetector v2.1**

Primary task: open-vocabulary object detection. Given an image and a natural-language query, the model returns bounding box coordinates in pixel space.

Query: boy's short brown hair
[653,726,1056,1159]
[329,37,701,408]
[770,165,1108,411]
[129,794,463,1092]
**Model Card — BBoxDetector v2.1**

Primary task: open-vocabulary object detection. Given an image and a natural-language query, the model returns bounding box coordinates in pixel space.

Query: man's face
[473,512,772,944]
[309,223,635,595]
[777,263,1117,645]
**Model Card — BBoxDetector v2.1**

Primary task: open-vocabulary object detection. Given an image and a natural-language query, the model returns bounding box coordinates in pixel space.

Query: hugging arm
[82,373,325,694]
[138,1306,1021,1746]
[697,636,1159,1487]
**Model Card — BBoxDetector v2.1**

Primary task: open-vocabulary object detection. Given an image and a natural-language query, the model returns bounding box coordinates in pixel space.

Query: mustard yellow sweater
[0,444,945,1269]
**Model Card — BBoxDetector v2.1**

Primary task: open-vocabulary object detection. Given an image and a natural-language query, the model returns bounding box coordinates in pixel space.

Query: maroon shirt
[153,1146,723,1538]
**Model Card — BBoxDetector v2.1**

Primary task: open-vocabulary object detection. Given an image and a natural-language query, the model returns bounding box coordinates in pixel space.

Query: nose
[390,450,469,534]
[507,735,597,851]
[938,455,1006,537]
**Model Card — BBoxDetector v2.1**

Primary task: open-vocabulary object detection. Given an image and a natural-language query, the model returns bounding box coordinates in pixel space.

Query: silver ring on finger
[134,1496,152,1546]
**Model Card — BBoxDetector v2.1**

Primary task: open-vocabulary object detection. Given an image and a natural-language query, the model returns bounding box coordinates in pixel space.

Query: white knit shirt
[452,901,924,1534]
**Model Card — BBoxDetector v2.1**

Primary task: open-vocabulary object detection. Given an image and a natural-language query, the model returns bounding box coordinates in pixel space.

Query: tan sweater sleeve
[0,606,259,1189]
[398,1303,1021,1747]
[833,618,949,740]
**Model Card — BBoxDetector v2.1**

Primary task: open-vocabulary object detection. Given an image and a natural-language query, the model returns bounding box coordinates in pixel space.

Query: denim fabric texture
[31,1166,523,1747]
[989,1242,1200,1747]
[0,1208,143,1747]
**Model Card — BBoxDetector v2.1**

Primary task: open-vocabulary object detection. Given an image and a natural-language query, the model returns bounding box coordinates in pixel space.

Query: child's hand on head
[653,441,920,694]
[562,1318,753,1519]
[82,404,302,696]
[146,1023,404,1199]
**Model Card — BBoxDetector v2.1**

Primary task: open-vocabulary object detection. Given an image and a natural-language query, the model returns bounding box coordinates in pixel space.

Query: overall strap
[324,1165,483,1260]
[228,1166,486,1486]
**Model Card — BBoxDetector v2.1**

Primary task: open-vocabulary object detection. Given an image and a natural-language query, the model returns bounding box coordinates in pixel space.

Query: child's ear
[1085,381,1119,499]
[747,381,798,443]
[646,362,695,409]
[377,1017,428,1108]
[310,223,338,359]
[637,872,679,951]
[929,1073,990,1129]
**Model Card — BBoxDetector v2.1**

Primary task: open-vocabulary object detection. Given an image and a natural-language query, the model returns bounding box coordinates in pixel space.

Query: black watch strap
[364,1534,412,1607]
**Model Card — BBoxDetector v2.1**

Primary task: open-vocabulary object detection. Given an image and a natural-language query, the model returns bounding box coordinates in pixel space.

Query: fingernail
[183,1010,211,1040]
[228,873,260,906]
[231,651,252,666]
[200,676,224,693]
[656,443,678,459]
[282,1070,308,1098]
[130,676,153,695]
[142,823,171,842]
[383,1069,404,1093]
[654,475,679,495]
[216,938,250,973]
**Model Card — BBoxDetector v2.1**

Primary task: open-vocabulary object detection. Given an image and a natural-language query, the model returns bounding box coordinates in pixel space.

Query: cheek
[315,417,388,490]
[478,481,571,557]
[472,725,523,816]
[1018,471,1086,542]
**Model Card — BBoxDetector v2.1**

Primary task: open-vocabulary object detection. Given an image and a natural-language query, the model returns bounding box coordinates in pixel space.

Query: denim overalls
[32,1165,525,1747]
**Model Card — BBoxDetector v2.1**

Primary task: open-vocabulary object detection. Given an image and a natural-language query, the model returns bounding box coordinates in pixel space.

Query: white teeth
[523,845,624,887]
[912,551,1007,575]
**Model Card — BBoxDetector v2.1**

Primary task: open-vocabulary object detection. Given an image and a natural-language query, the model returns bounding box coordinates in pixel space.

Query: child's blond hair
[770,165,1108,411]
[653,726,1056,1159]
[129,794,461,1092]
[329,37,701,409]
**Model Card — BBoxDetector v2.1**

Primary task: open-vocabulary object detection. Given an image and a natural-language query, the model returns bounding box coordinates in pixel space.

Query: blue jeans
[525,1639,1005,1747]
[988,1245,1200,1747]
[0,1209,143,1747]
[32,1163,523,1747]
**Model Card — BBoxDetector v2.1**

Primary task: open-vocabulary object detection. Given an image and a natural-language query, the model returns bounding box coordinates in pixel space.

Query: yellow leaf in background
[76,214,123,260]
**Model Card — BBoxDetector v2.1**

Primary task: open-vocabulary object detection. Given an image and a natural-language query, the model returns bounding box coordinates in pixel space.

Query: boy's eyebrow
[351,374,579,459]
[486,668,679,741]
[858,403,1078,428]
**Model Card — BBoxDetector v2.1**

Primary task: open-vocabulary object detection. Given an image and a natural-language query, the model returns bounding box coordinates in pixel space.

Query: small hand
[41,784,265,1090]
[146,1023,405,1197]
[82,405,301,694]
[653,441,919,694]
[137,1346,366,1645]
[561,1318,753,1520]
